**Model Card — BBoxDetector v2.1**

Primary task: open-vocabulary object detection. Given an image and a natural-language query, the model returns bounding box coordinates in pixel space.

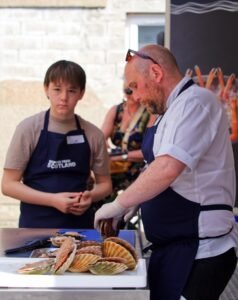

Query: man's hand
[94,198,127,230]
[124,205,139,222]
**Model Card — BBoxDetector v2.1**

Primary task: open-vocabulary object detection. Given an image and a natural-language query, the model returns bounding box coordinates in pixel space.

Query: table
[0,228,149,300]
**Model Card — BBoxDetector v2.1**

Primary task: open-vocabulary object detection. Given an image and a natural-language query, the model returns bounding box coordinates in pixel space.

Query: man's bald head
[133,44,181,76]
[123,45,183,115]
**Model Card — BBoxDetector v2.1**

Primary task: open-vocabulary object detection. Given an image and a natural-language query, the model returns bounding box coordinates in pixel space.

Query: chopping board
[0,257,147,288]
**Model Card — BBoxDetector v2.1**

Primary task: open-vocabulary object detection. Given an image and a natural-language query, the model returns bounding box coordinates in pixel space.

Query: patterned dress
[105,102,150,203]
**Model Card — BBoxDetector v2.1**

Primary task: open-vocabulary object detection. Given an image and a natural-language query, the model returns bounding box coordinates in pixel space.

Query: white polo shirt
[153,76,238,259]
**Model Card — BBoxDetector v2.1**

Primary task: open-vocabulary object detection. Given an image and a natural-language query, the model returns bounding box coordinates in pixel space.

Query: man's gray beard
[148,101,165,115]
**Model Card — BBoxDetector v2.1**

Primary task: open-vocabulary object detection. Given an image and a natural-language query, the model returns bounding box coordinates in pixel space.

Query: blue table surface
[6,229,136,258]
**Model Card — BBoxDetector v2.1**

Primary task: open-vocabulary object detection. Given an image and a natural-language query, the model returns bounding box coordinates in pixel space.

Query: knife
[5,237,51,254]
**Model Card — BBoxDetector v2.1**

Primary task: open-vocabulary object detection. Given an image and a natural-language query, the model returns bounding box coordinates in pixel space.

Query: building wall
[0,0,165,227]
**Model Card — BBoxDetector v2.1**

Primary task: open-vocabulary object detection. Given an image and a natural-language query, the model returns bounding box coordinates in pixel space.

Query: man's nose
[134,94,141,103]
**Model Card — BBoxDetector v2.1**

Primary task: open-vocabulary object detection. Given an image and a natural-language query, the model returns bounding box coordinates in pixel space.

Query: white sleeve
[154,96,223,170]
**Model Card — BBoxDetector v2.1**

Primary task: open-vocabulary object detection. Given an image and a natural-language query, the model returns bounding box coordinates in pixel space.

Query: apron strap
[143,225,234,253]
[43,109,81,130]
[200,204,232,211]
[43,109,50,130]
[199,203,233,240]
[152,79,195,129]
[177,79,194,96]
[199,226,233,240]
[75,115,81,130]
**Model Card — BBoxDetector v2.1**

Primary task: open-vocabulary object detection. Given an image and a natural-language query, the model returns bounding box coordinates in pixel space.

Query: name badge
[67,135,85,144]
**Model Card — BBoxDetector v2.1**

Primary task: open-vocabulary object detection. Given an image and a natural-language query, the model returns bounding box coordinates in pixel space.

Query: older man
[95,45,238,300]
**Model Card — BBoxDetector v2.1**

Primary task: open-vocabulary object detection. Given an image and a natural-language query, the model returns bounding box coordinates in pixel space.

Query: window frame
[125,13,165,50]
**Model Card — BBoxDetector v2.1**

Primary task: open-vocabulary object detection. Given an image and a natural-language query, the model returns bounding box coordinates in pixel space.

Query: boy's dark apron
[20,109,93,229]
[140,80,232,300]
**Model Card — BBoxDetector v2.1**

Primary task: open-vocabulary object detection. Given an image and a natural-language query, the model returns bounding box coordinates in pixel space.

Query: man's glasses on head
[125,49,160,66]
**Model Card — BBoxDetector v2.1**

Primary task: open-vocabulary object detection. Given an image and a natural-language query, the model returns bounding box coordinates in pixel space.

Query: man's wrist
[114,197,127,210]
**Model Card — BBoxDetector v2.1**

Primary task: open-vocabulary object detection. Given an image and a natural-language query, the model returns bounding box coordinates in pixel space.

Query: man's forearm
[117,155,185,208]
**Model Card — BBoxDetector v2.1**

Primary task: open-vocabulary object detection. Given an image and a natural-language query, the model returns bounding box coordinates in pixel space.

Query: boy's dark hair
[44,60,86,90]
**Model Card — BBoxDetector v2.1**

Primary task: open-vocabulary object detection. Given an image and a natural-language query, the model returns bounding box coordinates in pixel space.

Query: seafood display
[186,66,238,141]
[186,65,237,102]
[17,235,138,276]
[17,258,55,274]
[51,237,77,275]
[89,257,128,275]
[68,253,101,273]
[50,231,85,247]
[103,237,138,270]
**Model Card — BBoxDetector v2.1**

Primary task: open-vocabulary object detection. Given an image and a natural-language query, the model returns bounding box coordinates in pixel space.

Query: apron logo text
[47,159,77,169]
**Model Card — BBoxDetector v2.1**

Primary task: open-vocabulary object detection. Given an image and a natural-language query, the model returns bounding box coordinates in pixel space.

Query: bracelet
[121,153,128,161]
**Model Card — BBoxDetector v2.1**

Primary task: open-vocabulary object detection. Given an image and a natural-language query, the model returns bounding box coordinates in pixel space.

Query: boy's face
[44,81,85,119]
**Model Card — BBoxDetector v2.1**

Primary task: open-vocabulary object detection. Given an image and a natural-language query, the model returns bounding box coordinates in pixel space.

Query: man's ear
[150,64,163,83]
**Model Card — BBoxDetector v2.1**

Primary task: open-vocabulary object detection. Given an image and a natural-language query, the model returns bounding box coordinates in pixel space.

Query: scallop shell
[103,240,137,270]
[99,256,127,264]
[57,231,86,240]
[105,237,138,266]
[105,237,138,261]
[68,253,101,273]
[51,237,77,274]
[17,258,55,274]
[50,236,80,247]
[78,240,102,249]
[76,245,102,257]
[89,258,128,275]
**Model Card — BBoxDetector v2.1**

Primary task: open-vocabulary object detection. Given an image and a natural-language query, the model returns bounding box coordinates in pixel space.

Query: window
[126,14,165,50]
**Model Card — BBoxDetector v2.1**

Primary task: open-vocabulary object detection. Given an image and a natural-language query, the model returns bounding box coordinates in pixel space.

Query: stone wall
[0,0,165,227]
[0,0,165,107]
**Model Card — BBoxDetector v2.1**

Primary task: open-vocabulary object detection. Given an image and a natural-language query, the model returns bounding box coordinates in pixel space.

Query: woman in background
[101,87,156,205]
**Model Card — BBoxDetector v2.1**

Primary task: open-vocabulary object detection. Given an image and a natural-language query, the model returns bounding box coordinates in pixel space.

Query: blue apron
[141,80,232,300]
[20,109,93,229]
